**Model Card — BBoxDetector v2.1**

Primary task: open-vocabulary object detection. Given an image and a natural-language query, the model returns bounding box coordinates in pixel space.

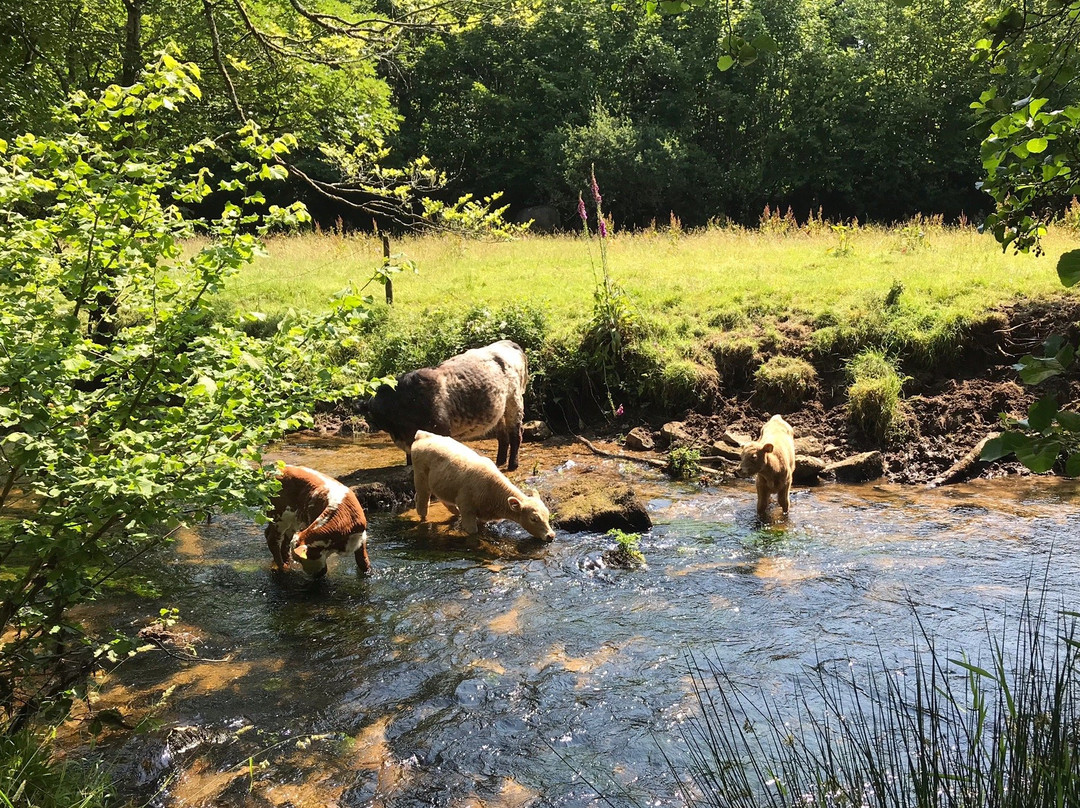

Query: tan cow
[738,415,796,519]
[410,430,555,541]
[264,465,371,577]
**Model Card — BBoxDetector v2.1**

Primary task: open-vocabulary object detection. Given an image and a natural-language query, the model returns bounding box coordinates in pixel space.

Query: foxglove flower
[578,193,587,223]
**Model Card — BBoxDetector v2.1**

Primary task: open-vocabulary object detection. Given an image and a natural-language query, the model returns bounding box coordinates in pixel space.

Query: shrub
[847,350,907,441]
[753,356,818,406]
[667,446,702,480]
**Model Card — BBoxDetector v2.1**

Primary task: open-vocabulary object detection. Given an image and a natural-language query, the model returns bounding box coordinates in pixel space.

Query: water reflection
[78,437,1080,807]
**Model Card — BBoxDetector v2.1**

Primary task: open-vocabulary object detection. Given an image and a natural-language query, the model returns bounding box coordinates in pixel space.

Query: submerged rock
[546,471,653,534]
[826,451,885,482]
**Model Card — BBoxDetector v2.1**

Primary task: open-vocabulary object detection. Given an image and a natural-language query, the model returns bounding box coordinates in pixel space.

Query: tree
[973,0,1080,275]
[0,54,385,733]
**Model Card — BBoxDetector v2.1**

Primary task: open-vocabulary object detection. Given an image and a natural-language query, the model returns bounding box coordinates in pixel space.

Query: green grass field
[226,224,1075,332]
[216,222,1079,404]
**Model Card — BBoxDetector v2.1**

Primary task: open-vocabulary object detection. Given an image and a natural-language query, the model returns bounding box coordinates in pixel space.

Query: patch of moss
[706,333,762,385]
[660,359,720,411]
[846,350,908,442]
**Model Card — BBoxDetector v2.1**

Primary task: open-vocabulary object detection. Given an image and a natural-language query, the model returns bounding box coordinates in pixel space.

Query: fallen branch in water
[573,435,731,481]
[927,431,1000,488]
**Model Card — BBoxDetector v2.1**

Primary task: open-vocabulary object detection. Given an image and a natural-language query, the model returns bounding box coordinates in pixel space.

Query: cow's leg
[496,430,509,468]
[265,523,288,569]
[755,476,771,519]
[507,422,523,472]
[778,482,791,516]
[354,544,372,575]
[414,469,430,522]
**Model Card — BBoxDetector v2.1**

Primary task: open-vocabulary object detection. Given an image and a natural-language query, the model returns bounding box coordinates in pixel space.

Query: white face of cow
[507,489,556,541]
[291,541,329,578]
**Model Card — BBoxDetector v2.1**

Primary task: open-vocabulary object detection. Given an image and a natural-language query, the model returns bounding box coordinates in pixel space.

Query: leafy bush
[667,446,702,480]
[753,356,818,406]
[0,55,383,734]
[846,350,907,442]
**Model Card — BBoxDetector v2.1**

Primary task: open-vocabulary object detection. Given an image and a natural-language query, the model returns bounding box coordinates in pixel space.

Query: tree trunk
[121,0,143,86]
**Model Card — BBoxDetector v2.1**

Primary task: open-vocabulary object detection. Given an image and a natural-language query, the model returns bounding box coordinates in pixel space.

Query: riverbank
[227,225,1080,486]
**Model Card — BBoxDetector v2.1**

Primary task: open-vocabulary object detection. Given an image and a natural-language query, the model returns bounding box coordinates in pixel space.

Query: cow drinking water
[264,465,371,577]
[367,340,529,471]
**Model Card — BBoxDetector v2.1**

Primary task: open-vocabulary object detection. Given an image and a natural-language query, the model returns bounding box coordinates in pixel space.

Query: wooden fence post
[382,234,393,305]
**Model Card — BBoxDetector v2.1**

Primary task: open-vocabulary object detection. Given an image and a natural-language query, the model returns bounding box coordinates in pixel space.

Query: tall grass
[847,350,908,441]
[680,591,1080,808]
[0,730,112,808]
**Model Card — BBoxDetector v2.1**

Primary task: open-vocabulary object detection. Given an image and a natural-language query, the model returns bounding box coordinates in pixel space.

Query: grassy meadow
[216,221,1080,413]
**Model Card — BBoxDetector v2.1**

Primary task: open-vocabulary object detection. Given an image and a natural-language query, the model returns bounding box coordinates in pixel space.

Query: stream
[78,435,1080,807]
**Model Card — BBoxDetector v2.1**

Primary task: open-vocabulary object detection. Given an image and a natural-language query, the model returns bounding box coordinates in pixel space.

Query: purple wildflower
[577,193,587,223]
[598,216,608,238]
[590,168,602,206]
[615,404,624,417]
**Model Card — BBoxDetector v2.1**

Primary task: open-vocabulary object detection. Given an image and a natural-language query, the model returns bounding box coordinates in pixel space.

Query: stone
[793,454,827,483]
[659,421,694,448]
[720,430,752,447]
[793,436,824,457]
[522,420,552,442]
[624,427,655,452]
[341,466,416,513]
[825,451,885,482]
[702,442,741,462]
[547,477,653,534]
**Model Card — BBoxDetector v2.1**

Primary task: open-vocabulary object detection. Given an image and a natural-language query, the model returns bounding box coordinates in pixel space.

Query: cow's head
[507,488,556,541]
[737,441,773,478]
[290,540,329,578]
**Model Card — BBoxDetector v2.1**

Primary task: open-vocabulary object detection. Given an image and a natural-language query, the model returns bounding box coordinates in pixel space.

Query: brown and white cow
[264,465,371,577]
[411,431,555,541]
[366,340,528,471]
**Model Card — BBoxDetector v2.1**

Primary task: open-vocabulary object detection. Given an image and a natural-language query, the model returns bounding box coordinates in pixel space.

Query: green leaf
[1066,454,1080,478]
[1027,395,1058,432]
[1026,137,1048,153]
[1056,410,1080,431]
[1015,438,1061,474]
[750,34,779,54]
[1057,250,1080,287]
[981,431,1026,461]
[717,55,735,71]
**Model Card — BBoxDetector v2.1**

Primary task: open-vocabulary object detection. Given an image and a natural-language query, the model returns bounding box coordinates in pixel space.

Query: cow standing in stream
[366,340,529,471]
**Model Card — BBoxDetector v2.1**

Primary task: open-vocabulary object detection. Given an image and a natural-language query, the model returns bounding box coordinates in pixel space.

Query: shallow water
[87,436,1080,807]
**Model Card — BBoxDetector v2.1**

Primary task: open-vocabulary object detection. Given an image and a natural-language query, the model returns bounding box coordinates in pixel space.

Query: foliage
[0,57,385,733]
[846,350,908,442]
[667,446,702,481]
[982,336,1080,475]
[602,528,646,569]
[753,356,818,406]
[680,591,1080,807]
[660,359,720,411]
[0,729,111,807]
[392,0,990,228]
[973,0,1080,273]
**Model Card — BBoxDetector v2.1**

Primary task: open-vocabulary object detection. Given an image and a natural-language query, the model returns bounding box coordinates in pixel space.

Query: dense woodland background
[0,0,1033,229]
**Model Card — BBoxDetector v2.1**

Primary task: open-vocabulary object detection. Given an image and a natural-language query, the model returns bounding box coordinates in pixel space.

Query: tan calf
[265,465,371,577]
[411,430,555,541]
[738,415,796,519]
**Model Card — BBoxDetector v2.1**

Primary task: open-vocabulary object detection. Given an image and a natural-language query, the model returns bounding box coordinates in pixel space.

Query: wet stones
[825,451,885,482]
[546,473,653,534]
[624,426,655,452]
[342,466,416,513]
[793,455,828,483]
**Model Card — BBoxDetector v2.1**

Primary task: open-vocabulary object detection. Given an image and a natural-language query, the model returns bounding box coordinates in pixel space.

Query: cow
[366,340,528,471]
[737,414,796,519]
[411,431,555,541]
[264,465,371,577]
[512,204,561,233]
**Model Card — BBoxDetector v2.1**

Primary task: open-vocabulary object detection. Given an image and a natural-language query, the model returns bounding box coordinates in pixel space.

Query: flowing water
[84,436,1080,807]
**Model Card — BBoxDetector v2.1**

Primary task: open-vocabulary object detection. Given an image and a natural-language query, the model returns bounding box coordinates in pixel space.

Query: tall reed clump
[679,591,1080,808]
[847,350,908,441]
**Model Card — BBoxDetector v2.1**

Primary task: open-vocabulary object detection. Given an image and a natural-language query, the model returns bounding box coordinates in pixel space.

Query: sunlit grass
[214,223,1079,381]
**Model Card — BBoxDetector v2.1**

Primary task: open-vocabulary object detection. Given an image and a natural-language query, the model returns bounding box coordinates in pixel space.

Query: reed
[679,589,1080,808]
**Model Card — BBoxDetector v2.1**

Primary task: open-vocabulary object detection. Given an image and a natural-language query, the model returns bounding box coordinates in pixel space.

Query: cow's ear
[292,543,309,560]
[761,443,774,454]
[507,496,522,513]
[528,488,540,500]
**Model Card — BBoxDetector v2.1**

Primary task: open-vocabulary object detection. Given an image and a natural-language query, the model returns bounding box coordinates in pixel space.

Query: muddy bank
[312,299,1080,487]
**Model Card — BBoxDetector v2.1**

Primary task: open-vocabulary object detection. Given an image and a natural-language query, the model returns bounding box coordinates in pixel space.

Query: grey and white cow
[366,340,529,471]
